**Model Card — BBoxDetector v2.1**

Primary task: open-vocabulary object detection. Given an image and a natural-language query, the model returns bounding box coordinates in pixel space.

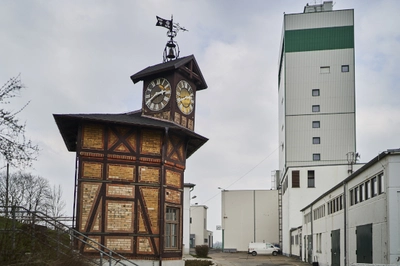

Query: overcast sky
[1,0,399,243]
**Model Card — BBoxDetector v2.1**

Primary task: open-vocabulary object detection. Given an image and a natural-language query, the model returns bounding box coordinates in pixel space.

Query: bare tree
[46,184,66,217]
[0,75,39,168]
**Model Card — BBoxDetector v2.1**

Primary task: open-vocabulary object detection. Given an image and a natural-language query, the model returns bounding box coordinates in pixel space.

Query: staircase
[0,205,138,266]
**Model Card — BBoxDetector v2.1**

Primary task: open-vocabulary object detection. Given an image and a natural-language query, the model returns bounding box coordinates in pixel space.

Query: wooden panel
[126,133,137,151]
[105,236,133,253]
[107,164,135,181]
[82,124,104,150]
[106,201,134,232]
[91,201,102,232]
[165,189,181,204]
[83,236,101,252]
[137,236,157,254]
[166,169,181,188]
[138,204,148,233]
[139,166,160,183]
[108,130,118,149]
[80,182,101,231]
[106,184,135,198]
[141,187,159,234]
[82,162,103,179]
[141,129,162,155]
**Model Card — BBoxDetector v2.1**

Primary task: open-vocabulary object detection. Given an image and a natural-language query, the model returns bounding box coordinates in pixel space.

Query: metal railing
[0,205,138,266]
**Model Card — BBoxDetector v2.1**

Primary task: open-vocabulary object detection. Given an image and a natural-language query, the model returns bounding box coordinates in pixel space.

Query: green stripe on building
[285,26,354,52]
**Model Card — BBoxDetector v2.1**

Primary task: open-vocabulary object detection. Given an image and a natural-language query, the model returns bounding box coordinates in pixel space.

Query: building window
[292,170,300,188]
[312,89,320,96]
[350,189,354,206]
[312,121,320,128]
[313,137,320,144]
[354,187,359,204]
[312,105,320,112]
[313,154,321,161]
[308,170,315,188]
[320,66,330,74]
[378,173,384,194]
[359,184,364,202]
[165,207,179,249]
[341,65,349,72]
[371,177,377,197]
[365,180,370,200]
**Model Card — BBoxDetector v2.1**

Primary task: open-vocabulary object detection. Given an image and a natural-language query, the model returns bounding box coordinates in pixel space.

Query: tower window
[341,65,349,72]
[165,207,180,249]
[320,66,330,74]
[313,153,321,161]
[312,121,320,128]
[312,89,320,96]
[312,105,320,112]
[308,170,315,188]
[313,137,320,144]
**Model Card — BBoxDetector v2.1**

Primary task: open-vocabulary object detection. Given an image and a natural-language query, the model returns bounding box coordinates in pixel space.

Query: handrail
[0,205,139,266]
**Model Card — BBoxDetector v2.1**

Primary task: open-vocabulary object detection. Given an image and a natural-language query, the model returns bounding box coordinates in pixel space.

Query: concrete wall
[221,190,279,251]
[190,205,209,247]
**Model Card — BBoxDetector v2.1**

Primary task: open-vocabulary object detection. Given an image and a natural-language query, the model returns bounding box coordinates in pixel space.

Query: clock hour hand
[177,95,192,102]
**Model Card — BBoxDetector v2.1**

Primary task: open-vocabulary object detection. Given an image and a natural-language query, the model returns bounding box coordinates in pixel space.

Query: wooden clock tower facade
[54,55,207,264]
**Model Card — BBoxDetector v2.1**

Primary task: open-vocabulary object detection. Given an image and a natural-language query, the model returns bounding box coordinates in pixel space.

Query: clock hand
[146,90,165,105]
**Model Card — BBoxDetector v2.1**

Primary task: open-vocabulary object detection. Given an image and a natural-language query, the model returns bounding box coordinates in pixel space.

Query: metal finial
[156,15,188,62]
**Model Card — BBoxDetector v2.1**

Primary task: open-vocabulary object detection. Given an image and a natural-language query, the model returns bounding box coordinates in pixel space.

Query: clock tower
[130,54,207,131]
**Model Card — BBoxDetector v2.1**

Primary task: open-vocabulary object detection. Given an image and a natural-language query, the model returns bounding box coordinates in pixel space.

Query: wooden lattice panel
[139,166,160,183]
[137,237,154,254]
[83,236,101,252]
[106,201,134,232]
[106,184,135,198]
[141,187,159,234]
[80,182,101,231]
[107,164,135,181]
[82,124,104,150]
[138,204,148,233]
[165,169,181,188]
[91,201,102,232]
[140,129,162,155]
[82,162,103,179]
[165,189,181,204]
[108,130,118,149]
[126,133,137,151]
[105,236,133,253]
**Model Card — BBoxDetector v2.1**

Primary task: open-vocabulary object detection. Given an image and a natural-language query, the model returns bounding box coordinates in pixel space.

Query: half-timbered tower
[54,55,207,264]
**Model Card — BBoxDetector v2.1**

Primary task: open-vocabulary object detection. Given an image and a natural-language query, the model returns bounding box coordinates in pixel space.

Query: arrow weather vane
[156,15,188,62]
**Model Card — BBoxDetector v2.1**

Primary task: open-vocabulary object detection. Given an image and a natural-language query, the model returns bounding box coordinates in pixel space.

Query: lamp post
[218,187,225,252]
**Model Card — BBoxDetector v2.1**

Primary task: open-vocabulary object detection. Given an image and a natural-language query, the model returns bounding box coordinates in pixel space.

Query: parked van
[248,242,280,256]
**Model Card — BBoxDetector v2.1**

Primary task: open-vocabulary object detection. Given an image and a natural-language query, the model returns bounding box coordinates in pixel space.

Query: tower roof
[53,110,208,158]
[130,55,208,90]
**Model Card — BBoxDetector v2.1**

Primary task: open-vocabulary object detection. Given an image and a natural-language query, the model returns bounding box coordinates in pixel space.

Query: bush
[195,245,209,258]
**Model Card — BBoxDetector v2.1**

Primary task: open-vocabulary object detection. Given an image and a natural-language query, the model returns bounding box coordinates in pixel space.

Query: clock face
[145,78,171,111]
[176,80,194,115]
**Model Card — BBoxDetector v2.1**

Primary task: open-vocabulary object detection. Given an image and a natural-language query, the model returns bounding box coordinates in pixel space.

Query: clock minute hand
[146,90,164,105]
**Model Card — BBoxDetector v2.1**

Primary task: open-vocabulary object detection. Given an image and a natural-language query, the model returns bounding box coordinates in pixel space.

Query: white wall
[221,190,279,251]
[300,152,400,265]
[190,205,208,247]
[182,184,194,254]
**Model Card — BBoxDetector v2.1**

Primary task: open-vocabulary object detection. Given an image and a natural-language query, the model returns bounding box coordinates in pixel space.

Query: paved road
[208,251,309,266]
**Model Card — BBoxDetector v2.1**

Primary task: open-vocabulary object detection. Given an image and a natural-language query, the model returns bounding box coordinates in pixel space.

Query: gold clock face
[176,80,194,115]
[145,78,171,111]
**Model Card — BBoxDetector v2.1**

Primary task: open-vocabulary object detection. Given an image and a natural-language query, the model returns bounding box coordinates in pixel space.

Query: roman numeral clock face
[176,80,194,115]
[145,78,171,111]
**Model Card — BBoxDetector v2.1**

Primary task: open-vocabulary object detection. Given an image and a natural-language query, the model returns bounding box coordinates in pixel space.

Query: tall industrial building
[278,2,359,256]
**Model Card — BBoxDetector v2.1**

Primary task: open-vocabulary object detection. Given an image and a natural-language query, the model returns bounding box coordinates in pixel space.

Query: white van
[248,242,280,256]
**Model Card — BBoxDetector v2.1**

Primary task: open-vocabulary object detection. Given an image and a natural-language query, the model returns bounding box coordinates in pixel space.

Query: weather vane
[156,15,188,62]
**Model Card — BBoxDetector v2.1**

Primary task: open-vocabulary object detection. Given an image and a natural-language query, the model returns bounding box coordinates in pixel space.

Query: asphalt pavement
[185,251,310,266]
